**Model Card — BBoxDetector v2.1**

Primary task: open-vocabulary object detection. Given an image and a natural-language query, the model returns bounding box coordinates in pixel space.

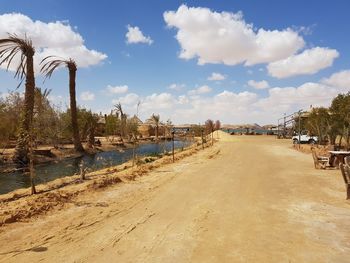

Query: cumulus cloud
[80,91,95,101]
[164,5,304,66]
[0,13,107,71]
[188,85,212,95]
[126,25,153,45]
[107,85,129,94]
[48,94,66,105]
[321,70,350,89]
[142,93,175,110]
[168,83,185,91]
[178,95,189,104]
[112,93,139,106]
[103,69,350,125]
[247,80,269,89]
[255,82,345,117]
[267,47,339,78]
[208,72,226,81]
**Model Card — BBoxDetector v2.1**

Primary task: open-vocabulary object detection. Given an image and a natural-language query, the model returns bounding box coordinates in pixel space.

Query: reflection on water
[0,140,192,195]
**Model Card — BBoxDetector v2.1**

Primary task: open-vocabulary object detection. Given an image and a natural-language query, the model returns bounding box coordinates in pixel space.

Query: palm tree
[40,57,84,152]
[148,114,160,141]
[0,34,36,164]
[115,102,126,141]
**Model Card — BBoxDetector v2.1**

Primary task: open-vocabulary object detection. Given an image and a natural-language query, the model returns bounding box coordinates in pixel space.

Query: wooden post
[132,135,136,167]
[28,130,36,195]
[201,128,204,149]
[80,161,86,180]
[298,111,301,149]
[172,131,175,163]
[283,113,286,138]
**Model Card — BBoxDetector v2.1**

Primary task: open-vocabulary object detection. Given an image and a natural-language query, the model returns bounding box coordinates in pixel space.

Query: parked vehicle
[292,134,318,144]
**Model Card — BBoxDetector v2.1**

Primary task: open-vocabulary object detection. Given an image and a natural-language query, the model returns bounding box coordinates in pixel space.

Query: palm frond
[0,34,35,82]
[40,56,76,81]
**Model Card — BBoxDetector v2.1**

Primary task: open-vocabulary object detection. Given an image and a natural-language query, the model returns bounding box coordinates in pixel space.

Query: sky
[0,0,350,125]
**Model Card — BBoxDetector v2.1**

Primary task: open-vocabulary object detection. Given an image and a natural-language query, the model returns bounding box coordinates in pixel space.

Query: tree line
[296,92,350,148]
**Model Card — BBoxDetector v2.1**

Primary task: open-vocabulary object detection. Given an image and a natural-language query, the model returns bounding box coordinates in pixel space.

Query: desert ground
[0,131,350,262]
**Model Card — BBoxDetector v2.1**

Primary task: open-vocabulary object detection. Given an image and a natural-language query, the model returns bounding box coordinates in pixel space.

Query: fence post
[172,131,175,163]
[201,128,204,149]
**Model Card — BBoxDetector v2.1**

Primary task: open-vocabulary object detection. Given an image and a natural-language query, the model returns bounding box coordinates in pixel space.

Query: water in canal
[0,140,193,195]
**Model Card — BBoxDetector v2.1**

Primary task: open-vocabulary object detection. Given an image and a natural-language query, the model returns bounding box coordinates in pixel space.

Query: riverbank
[0,139,210,226]
[0,136,193,173]
[1,131,349,262]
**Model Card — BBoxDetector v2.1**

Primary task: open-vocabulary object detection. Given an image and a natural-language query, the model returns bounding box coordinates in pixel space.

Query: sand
[0,131,350,262]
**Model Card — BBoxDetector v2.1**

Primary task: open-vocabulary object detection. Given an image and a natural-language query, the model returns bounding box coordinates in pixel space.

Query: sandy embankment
[0,131,350,262]
[0,136,158,169]
[0,139,208,226]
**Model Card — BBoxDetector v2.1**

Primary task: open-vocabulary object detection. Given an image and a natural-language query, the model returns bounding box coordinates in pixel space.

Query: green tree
[306,107,330,145]
[330,93,350,147]
[105,113,118,136]
[32,88,60,146]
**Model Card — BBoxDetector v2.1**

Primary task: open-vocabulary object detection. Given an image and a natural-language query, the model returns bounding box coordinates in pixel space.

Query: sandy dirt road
[1,131,350,262]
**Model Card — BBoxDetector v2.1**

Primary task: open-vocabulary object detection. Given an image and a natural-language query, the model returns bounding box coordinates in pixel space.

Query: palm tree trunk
[13,53,35,164]
[69,68,84,152]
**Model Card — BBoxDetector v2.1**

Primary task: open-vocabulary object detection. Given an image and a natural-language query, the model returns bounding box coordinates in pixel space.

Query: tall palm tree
[148,114,160,141]
[40,57,84,152]
[0,34,36,164]
[115,102,126,141]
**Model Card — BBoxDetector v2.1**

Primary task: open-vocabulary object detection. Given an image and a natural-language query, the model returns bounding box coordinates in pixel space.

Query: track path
[1,131,350,262]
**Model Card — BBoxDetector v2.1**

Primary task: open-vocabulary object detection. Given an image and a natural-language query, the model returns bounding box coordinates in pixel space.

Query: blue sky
[1,0,350,124]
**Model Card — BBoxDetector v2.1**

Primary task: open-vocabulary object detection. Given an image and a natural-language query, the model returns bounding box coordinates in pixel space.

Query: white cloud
[247,80,269,89]
[112,93,140,106]
[107,85,129,94]
[178,95,189,104]
[321,70,350,89]
[208,72,226,81]
[267,47,339,78]
[188,85,212,95]
[80,91,95,101]
[48,94,66,106]
[0,13,107,71]
[164,5,304,66]
[142,93,175,110]
[168,83,185,91]
[126,25,153,45]
[100,70,350,125]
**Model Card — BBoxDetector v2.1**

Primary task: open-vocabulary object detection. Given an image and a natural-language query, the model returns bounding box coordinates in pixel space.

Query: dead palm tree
[148,114,160,141]
[40,56,84,152]
[0,34,36,164]
[114,102,127,142]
